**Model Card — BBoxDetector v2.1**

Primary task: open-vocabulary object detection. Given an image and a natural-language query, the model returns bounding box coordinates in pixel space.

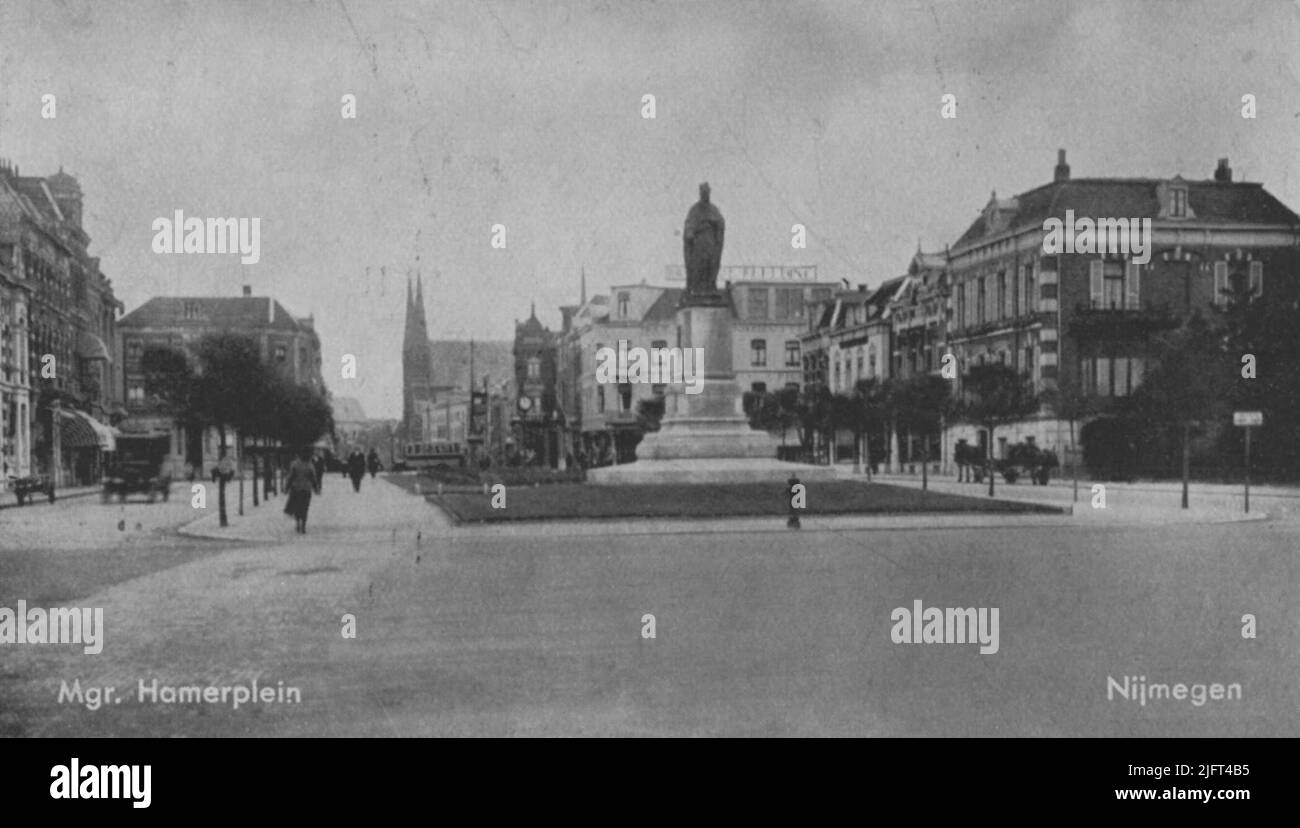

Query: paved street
[1,474,1295,737]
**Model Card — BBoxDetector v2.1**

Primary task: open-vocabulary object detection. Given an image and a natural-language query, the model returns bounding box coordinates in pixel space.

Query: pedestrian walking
[284,448,318,534]
[366,448,381,479]
[311,453,325,494]
[348,449,366,493]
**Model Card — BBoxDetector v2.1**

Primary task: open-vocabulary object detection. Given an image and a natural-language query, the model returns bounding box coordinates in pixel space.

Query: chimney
[1214,157,1232,182]
[1054,149,1070,182]
[242,285,252,296]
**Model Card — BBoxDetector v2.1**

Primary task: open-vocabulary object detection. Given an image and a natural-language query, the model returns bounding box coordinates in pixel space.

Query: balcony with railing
[1070,302,1180,340]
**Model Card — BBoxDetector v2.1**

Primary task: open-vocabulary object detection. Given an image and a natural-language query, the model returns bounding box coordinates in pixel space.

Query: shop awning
[77,331,112,361]
[59,409,117,451]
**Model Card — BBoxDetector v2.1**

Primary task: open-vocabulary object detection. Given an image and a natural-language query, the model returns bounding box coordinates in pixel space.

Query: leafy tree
[141,346,197,411]
[828,391,859,466]
[745,390,786,444]
[1212,273,1300,479]
[1124,313,1233,507]
[889,374,952,490]
[266,380,334,449]
[140,345,204,467]
[1040,381,1098,502]
[770,386,802,450]
[955,364,1039,497]
[849,378,891,478]
[798,383,833,463]
[192,333,272,527]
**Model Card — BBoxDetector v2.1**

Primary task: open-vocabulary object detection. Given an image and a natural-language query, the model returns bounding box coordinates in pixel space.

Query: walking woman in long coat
[284,448,318,534]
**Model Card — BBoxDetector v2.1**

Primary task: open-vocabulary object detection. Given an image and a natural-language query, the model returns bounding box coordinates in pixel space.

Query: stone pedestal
[589,303,834,485]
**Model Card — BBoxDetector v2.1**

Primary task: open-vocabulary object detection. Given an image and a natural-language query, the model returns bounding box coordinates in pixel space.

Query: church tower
[402,273,433,441]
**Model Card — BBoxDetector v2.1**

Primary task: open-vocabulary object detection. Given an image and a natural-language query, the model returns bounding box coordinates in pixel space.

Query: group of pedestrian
[284,446,383,534]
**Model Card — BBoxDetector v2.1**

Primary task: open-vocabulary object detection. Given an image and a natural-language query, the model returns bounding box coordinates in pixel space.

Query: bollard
[787,475,801,530]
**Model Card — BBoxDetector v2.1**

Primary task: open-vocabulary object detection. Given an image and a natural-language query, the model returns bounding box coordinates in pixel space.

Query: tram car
[399,441,467,471]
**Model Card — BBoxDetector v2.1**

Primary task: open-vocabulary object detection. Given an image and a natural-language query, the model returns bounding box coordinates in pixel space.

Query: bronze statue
[683,182,725,304]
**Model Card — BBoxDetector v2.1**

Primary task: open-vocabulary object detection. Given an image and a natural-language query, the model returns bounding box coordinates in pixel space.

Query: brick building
[117,286,323,475]
[945,150,1300,467]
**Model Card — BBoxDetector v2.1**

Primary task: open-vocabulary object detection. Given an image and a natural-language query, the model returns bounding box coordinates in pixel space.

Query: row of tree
[141,332,334,525]
[741,365,1038,496]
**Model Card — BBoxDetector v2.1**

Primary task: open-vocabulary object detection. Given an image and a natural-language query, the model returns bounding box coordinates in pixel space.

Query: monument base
[637,415,780,460]
[588,292,835,485]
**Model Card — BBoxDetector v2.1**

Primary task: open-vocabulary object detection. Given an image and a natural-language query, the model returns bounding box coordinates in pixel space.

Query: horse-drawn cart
[955,439,1058,485]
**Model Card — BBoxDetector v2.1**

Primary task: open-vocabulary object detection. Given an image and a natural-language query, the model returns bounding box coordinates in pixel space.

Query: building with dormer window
[944,150,1300,466]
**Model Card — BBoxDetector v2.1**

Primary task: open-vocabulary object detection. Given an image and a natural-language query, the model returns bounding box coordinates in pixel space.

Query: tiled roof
[953,178,1300,251]
[119,296,304,331]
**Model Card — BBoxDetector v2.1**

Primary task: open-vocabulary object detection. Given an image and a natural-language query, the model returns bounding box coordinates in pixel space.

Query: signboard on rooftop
[663,265,820,283]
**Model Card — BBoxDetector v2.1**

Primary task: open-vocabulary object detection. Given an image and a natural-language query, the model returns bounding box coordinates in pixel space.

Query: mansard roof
[952,177,1300,252]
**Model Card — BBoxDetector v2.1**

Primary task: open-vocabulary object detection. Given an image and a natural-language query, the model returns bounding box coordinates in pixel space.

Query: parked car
[9,474,55,506]
[102,460,172,503]
[104,434,173,503]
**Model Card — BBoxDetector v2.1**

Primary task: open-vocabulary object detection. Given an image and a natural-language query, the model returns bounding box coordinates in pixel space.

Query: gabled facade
[800,279,899,465]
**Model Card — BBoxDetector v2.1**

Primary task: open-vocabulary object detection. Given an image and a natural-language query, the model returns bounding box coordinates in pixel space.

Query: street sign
[1233,412,1262,513]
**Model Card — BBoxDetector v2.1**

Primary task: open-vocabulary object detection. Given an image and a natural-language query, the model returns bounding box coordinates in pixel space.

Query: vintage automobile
[9,474,55,506]
[102,460,172,503]
[102,434,172,503]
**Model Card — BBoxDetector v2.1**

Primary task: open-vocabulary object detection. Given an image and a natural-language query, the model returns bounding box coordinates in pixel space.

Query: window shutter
[1213,262,1228,307]
[1249,261,1263,299]
[1089,260,1104,308]
[1126,262,1141,310]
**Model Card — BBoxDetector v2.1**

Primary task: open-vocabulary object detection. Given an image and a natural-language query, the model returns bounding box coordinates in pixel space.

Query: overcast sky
[1,0,1296,418]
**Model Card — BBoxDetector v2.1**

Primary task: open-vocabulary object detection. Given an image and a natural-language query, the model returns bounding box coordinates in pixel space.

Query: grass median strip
[384,476,1063,524]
